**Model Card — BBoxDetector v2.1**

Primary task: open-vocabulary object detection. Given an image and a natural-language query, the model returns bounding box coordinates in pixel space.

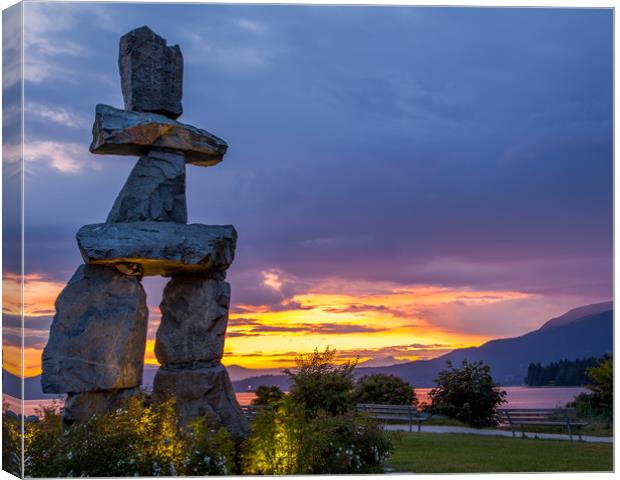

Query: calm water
[5,386,588,418]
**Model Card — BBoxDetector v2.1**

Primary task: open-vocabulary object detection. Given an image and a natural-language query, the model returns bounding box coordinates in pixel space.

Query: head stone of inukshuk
[41,26,249,438]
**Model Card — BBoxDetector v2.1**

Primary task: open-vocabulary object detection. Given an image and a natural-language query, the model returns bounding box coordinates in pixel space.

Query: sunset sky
[3,4,613,378]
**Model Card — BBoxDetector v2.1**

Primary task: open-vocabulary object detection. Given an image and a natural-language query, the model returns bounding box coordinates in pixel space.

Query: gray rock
[41,265,148,393]
[119,26,183,119]
[76,222,236,277]
[152,364,250,438]
[107,149,187,223]
[63,387,141,425]
[155,277,230,367]
[90,104,227,167]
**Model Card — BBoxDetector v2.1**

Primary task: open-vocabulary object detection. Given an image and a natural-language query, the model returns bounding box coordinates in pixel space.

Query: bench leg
[521,424,525,438]
[566,423,573,441]
[418,420,421,433]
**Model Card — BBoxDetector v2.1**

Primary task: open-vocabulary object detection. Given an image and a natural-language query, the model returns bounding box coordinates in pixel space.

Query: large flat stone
[152,364,250,438]
[119,26,183,119]
[155,277,230,367]
[76,222,237,277]
[107,149,187,223]
[90,104,227,167]
[41,265,148,394]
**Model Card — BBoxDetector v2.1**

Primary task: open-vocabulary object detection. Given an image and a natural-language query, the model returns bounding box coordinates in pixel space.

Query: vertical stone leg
[153,275,249,438]
[41,265,148,422]
[155,275,229,367]
[153,365,249,439]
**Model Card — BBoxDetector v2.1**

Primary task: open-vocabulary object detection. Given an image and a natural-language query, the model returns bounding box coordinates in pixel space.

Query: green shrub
[568,355,613,422]
[428,359,506,427]
[353,373,417,406]
[2,404,22,477]
[23,396,235,477]
[241,397,306,475]
[251,385,285,408]
[586,354,613,409]
[284,347,356,418]
[241,397,393,475]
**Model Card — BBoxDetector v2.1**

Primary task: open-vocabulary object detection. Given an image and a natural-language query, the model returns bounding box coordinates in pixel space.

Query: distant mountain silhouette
[232,374,292,393]
[361,304,613,386]
[2,371,58,400]
[538,301,612,330]
[132,364,284,390]
[231,302,613,391]
[225,365,285,381]
[357,355,408,368]
[6,302,613,398]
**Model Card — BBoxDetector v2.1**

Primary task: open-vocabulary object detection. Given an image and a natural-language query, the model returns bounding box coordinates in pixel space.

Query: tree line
[524,356,604,386]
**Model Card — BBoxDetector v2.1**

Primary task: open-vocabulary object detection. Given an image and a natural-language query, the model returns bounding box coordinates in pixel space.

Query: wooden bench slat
[356,403,429,432]
[499,408,587,441]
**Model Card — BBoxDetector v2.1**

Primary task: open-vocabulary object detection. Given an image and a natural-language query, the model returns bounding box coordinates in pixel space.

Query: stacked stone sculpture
[42,26,249,438]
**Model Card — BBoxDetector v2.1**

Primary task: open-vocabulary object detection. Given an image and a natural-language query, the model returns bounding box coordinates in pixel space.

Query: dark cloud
[323,304,410,318]
[228,321,388,337]
[15,3,612,340]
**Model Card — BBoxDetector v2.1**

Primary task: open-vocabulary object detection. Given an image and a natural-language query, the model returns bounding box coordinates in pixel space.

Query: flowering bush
[23,396,235,477]
[299,411,393,474]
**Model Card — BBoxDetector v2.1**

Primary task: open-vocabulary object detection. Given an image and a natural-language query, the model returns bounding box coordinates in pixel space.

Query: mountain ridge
[231,302,613,391]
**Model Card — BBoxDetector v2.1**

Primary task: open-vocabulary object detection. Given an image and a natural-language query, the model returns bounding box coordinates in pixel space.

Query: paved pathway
[383,424,613,444]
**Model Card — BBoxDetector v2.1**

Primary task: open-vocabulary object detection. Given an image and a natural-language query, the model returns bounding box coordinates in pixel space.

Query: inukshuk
[41,26,249,438]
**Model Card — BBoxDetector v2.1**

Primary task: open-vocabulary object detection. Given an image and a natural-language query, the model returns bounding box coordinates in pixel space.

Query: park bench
[241,404,273,421]
[356,403,430,432]
[498,408,587,441]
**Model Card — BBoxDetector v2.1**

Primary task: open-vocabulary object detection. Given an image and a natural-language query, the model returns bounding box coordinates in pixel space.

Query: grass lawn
[389,432,613,473]
[495,421,613,438]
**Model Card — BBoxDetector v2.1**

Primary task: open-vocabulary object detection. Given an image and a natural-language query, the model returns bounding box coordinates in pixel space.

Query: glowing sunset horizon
[3,267,610,378]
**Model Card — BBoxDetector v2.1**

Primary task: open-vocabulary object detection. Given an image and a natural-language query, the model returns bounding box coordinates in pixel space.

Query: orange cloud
[11,270,540,376]
[3,272,65,317]
[224,278,536,368]
[261,270,283,291]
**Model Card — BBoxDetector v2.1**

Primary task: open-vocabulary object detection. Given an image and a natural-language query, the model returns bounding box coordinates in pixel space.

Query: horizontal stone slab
[77,222,237,276]
[89,104,227,167]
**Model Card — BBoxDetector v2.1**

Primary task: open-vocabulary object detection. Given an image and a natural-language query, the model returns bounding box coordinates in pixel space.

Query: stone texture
[63,387,141,425]
[152,364,250,438]
[76,222,237,276]
[107,149,187,223]
[41,265,148,394]
[119,26,183,119]
[90,104,227,167]
[156,277,230,367]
